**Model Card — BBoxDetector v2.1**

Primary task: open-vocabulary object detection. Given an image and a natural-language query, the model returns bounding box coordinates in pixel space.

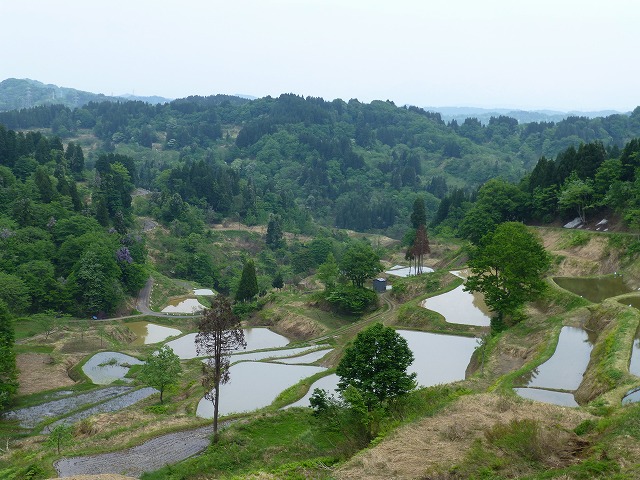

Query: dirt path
[55,422,233,478]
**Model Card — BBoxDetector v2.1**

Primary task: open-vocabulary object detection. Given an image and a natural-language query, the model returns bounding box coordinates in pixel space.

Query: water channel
[514,326,594,406]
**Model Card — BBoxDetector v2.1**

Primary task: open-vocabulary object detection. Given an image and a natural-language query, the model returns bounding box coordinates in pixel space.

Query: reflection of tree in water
[515,367,539,387]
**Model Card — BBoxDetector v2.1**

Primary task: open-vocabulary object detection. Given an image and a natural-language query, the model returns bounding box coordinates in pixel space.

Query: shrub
[325,285,377,314]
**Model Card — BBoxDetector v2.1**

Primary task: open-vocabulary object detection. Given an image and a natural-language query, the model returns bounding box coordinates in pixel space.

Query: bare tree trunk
[213,384,220,443]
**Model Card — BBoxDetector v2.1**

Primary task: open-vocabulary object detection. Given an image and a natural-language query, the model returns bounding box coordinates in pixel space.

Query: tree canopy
[336,323,416,409]
[465,222,550,324]
[139,345,182,404]
[340,242,383,288]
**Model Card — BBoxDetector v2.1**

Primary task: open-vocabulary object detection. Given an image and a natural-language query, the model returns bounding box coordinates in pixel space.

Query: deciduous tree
[465,222,550,325]
[340,242,382,288]
[336,323,416,410]
[139,345,182,404]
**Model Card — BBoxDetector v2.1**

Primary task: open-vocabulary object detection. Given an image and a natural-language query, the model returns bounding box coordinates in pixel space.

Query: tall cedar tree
[195,296,247,442]
[0,300,17,411]
[410,197,427,229]
[236,259,258,302]
[411,224,431,274]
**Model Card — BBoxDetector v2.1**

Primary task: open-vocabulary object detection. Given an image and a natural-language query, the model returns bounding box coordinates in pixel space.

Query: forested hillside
[2,91,640,237]
[0,128,147,317]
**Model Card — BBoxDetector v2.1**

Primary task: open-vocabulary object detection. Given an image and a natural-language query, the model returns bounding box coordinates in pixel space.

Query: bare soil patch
[335,393,593,479]
[539,229,620,277]
[16,353,76,395]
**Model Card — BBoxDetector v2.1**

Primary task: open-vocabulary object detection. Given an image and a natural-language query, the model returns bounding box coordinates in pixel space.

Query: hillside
[1,85,640,478]
[0,78,170,112]
[1,82,640,238]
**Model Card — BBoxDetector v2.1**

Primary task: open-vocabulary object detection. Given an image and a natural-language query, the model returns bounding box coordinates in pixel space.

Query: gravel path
[4,387,132,428]
[44,388,158,432]
[55,424,221,478]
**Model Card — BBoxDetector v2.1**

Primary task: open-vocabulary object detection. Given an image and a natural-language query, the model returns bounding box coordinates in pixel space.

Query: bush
[325,285,378,314]
[484,419,544,463]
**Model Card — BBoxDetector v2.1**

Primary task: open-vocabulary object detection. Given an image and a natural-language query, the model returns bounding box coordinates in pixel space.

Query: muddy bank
[575,301,640,404]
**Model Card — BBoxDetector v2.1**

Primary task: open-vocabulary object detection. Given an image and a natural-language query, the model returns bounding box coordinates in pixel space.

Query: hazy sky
[2,0,638,111]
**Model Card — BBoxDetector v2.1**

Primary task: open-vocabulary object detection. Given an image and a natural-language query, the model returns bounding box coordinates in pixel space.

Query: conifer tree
[236,259,258,302]
[196,296,246,442]
[410,196,427,229]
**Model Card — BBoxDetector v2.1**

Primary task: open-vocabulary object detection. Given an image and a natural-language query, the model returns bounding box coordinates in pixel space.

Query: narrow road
[93,277,203,322]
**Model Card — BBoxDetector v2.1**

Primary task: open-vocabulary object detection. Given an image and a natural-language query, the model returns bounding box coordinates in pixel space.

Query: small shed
[373,278,387,293]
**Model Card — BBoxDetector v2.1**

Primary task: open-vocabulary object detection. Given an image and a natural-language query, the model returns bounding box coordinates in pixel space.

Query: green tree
[67,247,123,315]
[235,259,258,302]
[0,301,17,411]
[139,345,182,404]
[326,284,378,314]
[34,166,55,203]
[465,222,550,324]
[557,174,595,223]
[317,252,339,291]
[0,272,30,313]
[340,242,383,288]
[271,271,284,290]
[195,296,247,443]
[265,214,285,249]
[336,323,416,410]
[46,424,73,454]
[410,196,427,229]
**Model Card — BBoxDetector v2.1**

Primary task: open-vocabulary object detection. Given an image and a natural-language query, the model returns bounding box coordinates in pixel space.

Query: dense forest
[2,91,640,317]
[2,92,640,238]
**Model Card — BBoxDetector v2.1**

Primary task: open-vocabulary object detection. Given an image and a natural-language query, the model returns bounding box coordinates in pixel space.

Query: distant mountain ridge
[0,78,171,112]
[425,105,627,125]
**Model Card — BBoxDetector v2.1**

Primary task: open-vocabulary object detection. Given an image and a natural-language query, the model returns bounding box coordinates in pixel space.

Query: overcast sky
[2,0,638,112]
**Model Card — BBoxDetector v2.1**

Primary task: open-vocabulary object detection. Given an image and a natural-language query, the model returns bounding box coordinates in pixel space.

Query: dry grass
[335,393,593,480]
[539,229,620,277]
[16,353,76,395]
